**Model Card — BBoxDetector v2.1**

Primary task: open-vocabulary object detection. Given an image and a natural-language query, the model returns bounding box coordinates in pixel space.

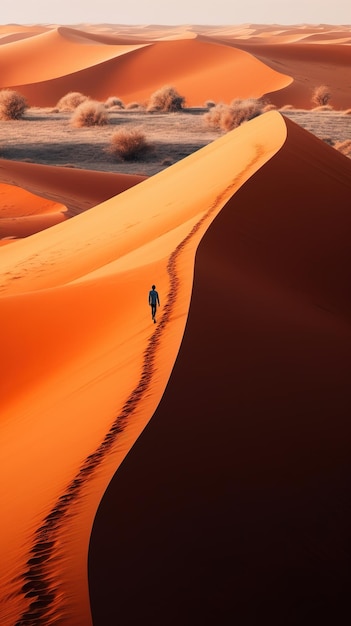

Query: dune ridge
[88,114,351,626]
[0,111,286,625]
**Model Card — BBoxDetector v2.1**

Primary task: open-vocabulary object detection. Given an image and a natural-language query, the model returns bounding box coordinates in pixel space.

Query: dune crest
[0,111,286,625]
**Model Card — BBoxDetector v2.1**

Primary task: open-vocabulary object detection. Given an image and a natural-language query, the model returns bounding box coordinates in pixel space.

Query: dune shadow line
[14,147,264,625]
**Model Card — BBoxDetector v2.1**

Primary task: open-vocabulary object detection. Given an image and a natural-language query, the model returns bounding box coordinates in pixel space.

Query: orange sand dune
[231,41,351,108]
[0,111,287,625]
[0,27,291,107]
[0,158,146,240]
[0,23,348,109]
[88,115,351,626]
[0,26,148,86]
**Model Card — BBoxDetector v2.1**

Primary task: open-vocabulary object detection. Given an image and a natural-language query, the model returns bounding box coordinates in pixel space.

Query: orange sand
[0,23,351,626]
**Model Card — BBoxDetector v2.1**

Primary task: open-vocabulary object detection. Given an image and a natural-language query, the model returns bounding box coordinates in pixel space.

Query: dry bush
[205,100,216,109]
[105,96,124,109]
[108,127,150,160]
[262,103,277,112]
[126,102,144,110]
[312,85,331,107]
[56,91,88,111]
[203,103,228,129]
[312,104,333,112]
[204,98,264,131]
[147,85,185,112]
[71,100,109,127]
[334,140,351,158]
[0,89,28,120]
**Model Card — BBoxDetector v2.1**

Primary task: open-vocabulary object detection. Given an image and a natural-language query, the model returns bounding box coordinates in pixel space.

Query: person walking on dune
[149,285,160,323]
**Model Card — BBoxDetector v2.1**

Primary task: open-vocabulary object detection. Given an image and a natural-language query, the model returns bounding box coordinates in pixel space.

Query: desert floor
[0,106,350,175]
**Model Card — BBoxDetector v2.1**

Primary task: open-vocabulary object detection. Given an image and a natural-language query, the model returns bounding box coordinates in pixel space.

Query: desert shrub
[203,103,228,129]
[312,104,333,112]
[0,89,28,120]
[105,96,124,108]
[312,85,331,107]
[126,102,144,110]
[71,100,109,127]
[147,85,185,112]
[108,128,150,160]
[334,140,351,158]
[204,98,264,131]
[56,91,88,111]
[205,100,216,109]
[262,103,277,112]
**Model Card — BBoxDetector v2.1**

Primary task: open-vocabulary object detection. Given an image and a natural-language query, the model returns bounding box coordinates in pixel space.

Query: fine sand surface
[0,23,351,626]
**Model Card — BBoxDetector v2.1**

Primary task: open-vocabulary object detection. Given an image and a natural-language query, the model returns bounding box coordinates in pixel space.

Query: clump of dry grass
[312,85,331,107]
[108,127,151,160]
[0,89,28,120]
[204,98,264,131]
[56,91,88,111]
[125,102,144,110]
[147,85,185,112]
[205,100,216,109]
[105,96,124,109]
[334,140,351,158]
[71,100,109,127]
[312,104,334,112]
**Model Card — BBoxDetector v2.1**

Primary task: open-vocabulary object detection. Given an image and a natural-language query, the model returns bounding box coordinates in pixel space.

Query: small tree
[312,85,331,107]
[56,91,88,111]
[0,89,28,120]
[108,128,150,161]
[147,85,185,112]
[71,100,109,127]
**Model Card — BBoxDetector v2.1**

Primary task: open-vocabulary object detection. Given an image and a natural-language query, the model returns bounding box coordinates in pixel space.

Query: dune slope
[88,117,351,626]
[0,111,286,625]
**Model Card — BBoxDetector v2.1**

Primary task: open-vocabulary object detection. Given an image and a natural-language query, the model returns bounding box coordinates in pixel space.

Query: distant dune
[0,24,350,626]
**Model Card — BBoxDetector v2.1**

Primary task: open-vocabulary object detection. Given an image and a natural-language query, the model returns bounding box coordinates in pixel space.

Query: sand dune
[0,158,146,240]
[89,115,351,626]
[0,22,350,626]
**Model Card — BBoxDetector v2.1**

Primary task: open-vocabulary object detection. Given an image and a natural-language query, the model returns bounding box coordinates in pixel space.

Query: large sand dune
[0,23,350,626]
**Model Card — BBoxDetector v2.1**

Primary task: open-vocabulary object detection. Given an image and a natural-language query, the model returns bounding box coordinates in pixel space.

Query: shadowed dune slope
[2,34,291,107]
[89,117,351,626]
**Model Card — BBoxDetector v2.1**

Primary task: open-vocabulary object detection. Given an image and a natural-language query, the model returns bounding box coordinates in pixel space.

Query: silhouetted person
[149,285,160,323]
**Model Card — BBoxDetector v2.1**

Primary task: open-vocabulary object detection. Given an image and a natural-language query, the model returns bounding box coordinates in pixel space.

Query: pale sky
[1,0,350,25]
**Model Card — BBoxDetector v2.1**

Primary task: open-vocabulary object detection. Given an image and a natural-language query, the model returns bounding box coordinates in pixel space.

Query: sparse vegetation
[108,128,151,160]
[312,85,332,107]
[105,96,124,109]
[125,102,144,110]
[147,85,185,112]
[56,91,88,111]
[71,100,109,127]
[204,98,264,131]
[0,89,28,120]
